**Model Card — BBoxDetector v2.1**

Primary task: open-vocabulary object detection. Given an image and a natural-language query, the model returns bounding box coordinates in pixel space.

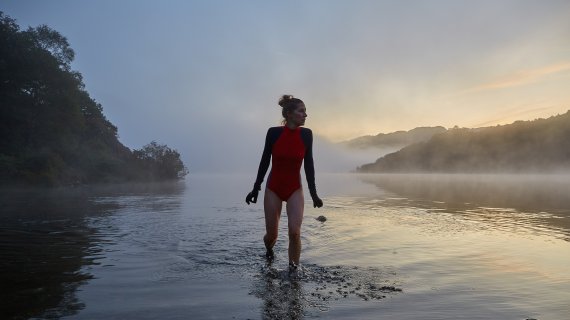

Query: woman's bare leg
[286,189,304,265]
[263,188,282,253]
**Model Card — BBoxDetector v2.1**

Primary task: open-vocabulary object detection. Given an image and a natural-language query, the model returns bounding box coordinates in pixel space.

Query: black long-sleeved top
[253,126,317,196]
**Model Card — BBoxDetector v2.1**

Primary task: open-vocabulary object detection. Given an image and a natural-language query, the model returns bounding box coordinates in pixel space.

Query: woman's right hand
[245,189,259,205]
[311,193,323,208]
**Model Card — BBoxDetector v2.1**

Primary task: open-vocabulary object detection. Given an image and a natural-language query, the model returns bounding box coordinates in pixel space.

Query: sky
[3,0,570,172]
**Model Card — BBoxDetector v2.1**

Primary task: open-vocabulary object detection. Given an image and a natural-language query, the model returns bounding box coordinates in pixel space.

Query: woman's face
[288,103,307,127]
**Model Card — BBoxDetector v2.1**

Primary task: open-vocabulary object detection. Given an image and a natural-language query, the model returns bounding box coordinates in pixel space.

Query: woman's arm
[253,127,279,191]
[302,128,323,207]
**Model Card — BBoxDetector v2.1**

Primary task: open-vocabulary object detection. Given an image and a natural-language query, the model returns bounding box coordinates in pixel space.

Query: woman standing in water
[246,95,323,272]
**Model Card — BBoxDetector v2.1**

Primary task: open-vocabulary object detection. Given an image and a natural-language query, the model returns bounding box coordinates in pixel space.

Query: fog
[176,126,397,174]
[312,138,400,173]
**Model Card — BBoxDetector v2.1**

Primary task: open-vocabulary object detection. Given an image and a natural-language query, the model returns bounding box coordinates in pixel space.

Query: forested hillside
[357,111,570,173]
[342,126,446,149]
[0,13,188,186]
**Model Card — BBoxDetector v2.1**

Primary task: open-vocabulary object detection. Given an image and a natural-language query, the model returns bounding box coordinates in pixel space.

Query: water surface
[1,173,569,319]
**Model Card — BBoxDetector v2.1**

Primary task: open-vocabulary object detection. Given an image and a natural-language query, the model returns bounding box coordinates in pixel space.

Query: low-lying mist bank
[358,173,570,212]
[314,136,401,173]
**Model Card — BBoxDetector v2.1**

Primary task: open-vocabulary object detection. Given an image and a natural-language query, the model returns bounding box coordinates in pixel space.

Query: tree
[1,12,188,186]
[357,111,570,173]
[133,141,189,180]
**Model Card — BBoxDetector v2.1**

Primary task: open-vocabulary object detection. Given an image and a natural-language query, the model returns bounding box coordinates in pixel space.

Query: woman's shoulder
[300,127,313,146]
[267,126,284,133]
[266,127,284,140]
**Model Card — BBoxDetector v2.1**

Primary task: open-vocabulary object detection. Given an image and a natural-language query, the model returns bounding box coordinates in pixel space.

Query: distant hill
[0,12,188,186]
[341,126,447,149]
[357,111,570,173]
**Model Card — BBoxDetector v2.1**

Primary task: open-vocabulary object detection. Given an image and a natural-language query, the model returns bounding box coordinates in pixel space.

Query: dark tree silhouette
[0,12,188,186]
[134,141,189,180]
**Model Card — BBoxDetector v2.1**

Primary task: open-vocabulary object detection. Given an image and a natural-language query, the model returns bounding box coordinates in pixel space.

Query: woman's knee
[288,228,301,240]
[269,228,279,238]
[265,231,278,243]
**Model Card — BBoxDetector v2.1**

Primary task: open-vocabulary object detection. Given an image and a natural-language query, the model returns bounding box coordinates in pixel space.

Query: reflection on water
[0,182,185,319]
[358,173,570,241]
[250,263,402,319]
[254,267,305,319]
[1,174,569,319]
[315,173,570,319]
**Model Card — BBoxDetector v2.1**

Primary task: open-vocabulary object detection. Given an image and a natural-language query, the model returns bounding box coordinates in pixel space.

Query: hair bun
[278,94,294,107]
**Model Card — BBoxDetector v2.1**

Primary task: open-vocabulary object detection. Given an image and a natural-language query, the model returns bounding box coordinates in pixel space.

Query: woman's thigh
[286,189,304,233]
[264,188,282,234]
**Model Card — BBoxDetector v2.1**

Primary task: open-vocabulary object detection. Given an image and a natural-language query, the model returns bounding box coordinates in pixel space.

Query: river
[1,173,569,319]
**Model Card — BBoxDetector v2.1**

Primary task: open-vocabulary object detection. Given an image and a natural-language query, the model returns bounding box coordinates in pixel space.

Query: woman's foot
[265,248,274,262]
[288,261,298,273]
[289,261,301,279]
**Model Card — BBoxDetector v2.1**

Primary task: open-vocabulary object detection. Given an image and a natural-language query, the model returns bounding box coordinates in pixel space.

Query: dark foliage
[357,111,570,173]
[0,12,188,186]
[133,141,189,181]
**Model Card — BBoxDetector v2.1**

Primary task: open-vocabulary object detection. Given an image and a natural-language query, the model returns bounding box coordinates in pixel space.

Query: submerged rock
[316,215,327,222]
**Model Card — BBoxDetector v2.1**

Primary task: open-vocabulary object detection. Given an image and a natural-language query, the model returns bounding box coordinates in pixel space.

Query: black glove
[310,192,323,208]
[245,188,259,205]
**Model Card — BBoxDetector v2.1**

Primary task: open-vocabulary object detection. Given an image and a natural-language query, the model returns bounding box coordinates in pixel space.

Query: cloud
[459,61,570,94]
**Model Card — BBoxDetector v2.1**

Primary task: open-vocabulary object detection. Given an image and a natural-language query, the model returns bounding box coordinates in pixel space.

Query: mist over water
[312,137,402,173]
[360,173,570,211]
[357,173,570,244]
[189,129,399,174]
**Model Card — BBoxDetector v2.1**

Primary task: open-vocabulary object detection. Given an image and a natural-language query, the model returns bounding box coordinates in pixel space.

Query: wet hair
[278,95,304,124]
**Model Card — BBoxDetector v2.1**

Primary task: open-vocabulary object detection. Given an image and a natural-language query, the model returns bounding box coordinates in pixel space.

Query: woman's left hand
[245,189,259,205]
[311,194,323,208]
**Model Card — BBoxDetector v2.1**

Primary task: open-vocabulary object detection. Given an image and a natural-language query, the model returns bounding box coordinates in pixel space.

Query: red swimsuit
[253,126,317,202]
[267,126,305,201]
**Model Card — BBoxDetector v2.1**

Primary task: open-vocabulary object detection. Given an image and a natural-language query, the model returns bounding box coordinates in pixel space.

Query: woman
[245,95,323,272]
